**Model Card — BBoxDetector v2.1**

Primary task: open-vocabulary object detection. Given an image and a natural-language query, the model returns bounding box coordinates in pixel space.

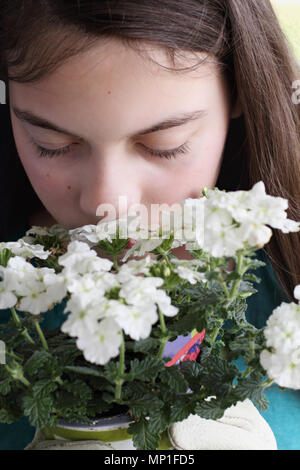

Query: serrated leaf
[128,393,164,418]
[147,407,170,434]
[127,357,165,382]
[131,337,161,353]
[103,362,119,382]
[234,374,269,411]
[194,398,226,420]
[0,406,21,424]
[128,418,160,450]
[63,379,92,400]
[23,394,54,428]
[31,379,58,398]
[0,379,12,395]
[24,350,52,376]
[159,366,188,393]
[169,396,195,423]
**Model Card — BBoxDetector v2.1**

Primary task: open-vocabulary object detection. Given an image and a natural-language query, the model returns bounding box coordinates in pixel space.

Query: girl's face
[9,39,238,235]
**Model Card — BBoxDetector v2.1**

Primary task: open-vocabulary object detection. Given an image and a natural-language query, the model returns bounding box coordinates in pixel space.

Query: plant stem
[115,330,125,400]
[157,308,168,359]
[10,307,22,327]
[10,307,35,345]
[19,375,31,387]
[224,251,245,308]
[32,318,49,351]
[113,253,119,272]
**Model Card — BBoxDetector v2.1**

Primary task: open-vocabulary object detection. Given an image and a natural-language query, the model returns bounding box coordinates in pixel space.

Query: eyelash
[30,138,191,161]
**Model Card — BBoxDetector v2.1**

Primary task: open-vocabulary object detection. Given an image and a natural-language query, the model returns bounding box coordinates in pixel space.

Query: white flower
[58,240,113,275]
[0,256,67,315]
[69,215,142,245]
[76,317,122,365]
[26,224,69,239]
[0,239,51,260]
[0,266,18,309]
[294,285,300,301]
[260,294,300,389]
[121,238,164,262]
[152,288,179,317]
[113,302,158,341]
[119,276,164,305]
[116,255,155,282]
[170,259,206,285]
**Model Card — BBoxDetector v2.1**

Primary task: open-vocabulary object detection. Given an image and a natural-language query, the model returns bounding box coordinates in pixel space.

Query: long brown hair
[0,0,299,301]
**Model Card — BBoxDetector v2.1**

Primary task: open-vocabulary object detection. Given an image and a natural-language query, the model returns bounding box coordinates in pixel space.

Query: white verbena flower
[260,287,300,389]
[0,239,51,260]
[113,302,159,341]
[76,317,122,365]
[115,255,155,282]
[58,240,113,275]
[0,256,67,315]
[26,224,69,239]
[170,259,206,285]
[118,276,164,305]
[69,215,142,245]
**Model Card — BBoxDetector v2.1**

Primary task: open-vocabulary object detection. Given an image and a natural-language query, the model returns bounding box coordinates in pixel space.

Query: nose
[79,152,143,223]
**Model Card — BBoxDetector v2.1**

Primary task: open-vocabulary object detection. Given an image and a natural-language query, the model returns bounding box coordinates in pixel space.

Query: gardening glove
[168,399,277,450]
[24,428,114,450]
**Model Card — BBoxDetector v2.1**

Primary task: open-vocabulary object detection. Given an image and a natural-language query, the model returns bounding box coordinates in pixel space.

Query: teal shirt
[1,225,300,450]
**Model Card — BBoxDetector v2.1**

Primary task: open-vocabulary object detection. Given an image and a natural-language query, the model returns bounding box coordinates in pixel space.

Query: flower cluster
[58,241,179,364]
[185,181,300,257]
[69,182,299,261]
[260,285,300,389]
[0,249,67,314]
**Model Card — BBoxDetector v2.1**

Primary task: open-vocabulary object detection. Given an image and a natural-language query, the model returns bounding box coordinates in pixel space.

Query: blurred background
[271,0,300,62]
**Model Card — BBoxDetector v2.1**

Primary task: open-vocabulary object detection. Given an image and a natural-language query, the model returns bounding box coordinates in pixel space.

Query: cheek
[162,128,228,200]
[13,135,71,209]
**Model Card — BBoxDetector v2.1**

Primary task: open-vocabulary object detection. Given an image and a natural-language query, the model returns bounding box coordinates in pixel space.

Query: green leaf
[130,337,161,354]
[128,393,164,419]
[103,362,119,382]
[169,396,195,423]
[179,361,203,393]
[197,355,238,397]
[128,418,160,450]
[0,405,21,424]
[127,357,165,382]
[31,379,58,398]
[0,378,12,395]
[63,365,105,378]
[234,374,269,411]
[194,398,226,420]
[147,407,171,434]
[23,394,54,428]
[159,366,188,393]
[62,379,92,400]
[24,350,52,376]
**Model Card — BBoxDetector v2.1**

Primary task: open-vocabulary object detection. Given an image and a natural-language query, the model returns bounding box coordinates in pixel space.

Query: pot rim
[56,412,133,430]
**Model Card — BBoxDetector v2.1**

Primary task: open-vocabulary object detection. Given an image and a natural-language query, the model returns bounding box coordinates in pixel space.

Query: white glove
[25,428,114,450]
[168,399,277,450]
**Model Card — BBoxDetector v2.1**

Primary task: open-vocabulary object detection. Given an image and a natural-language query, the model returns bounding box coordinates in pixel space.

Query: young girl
[0,0,299,450]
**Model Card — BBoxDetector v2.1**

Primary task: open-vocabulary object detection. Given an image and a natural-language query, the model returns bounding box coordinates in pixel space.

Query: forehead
[9,39,224,141]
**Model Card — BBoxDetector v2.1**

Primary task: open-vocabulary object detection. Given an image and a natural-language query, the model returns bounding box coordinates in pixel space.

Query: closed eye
[29,136,191,161]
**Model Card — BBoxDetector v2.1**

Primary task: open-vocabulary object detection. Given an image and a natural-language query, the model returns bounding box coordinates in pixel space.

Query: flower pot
[43,414,173,450]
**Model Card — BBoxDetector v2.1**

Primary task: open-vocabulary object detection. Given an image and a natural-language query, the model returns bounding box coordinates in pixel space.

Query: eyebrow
[12,107,207,140]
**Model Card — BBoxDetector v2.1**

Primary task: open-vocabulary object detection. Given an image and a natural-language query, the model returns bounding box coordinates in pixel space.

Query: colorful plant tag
[165,330,205,367]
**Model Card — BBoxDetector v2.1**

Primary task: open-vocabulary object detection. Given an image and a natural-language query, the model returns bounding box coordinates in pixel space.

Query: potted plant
[0,181,299,450]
